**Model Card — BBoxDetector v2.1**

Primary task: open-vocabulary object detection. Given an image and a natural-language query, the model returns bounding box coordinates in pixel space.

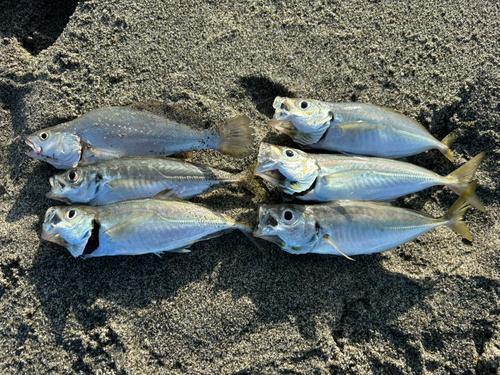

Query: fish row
[260,97,485,257]
[27,98,484,258]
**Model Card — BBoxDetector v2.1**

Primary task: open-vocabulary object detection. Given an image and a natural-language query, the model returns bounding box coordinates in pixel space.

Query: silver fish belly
[253,182,476,256]
[270,97,455,161]
[42,198,249,258]
[47,157,247,205]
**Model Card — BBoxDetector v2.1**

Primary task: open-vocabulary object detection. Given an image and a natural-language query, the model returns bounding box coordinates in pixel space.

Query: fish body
[42,197,249,257]
[254,143,485,211]
[270,97,455,161]
[26,104,253,169]
[253,182,475,256]
[47,156,249,205]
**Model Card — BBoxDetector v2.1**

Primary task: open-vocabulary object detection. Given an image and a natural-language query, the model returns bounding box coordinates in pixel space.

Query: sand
[1,0,499,373]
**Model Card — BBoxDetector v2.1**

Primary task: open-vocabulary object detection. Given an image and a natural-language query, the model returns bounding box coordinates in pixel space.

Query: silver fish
[254,143,486,211]
[46,156,252,205]
[26,102,253,169]
[269,97,455,161]
[253,182,476,256]
[42,195,251,258]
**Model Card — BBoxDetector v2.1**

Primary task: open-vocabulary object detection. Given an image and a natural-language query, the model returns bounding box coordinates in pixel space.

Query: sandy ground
[1,0,499,373]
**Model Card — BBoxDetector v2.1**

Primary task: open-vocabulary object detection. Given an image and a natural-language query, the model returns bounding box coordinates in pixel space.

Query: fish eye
[39,132,49,141]
[282,210,296,224]
[66,170,79,182]
[300,101,309,109]
[66,209,77,220]
[285,150,295,158]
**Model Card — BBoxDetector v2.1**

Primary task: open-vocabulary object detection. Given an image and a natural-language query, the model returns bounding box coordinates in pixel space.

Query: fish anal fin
[322,234,355,261]
[168,248,191,254]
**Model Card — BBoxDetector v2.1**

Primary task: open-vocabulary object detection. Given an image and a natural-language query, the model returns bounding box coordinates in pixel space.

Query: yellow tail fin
[440,132,457,162]
[447,152,486,212]
[444,180,477,241]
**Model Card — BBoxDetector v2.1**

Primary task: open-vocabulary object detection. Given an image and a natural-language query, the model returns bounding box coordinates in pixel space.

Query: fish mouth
[268,119,297,137]
[255,205,280,230]
[25,138,42,157]
[41,208,68,247]
[254,143,288,184]
[272,97,292,119]
[253,206,286,246]
[46,177,68,202]
[255,168,288,186]
[253,211,284,246]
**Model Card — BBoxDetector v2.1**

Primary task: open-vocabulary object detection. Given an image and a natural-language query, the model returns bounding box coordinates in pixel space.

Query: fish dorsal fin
[127,101,206,129]
[322,234,355,261]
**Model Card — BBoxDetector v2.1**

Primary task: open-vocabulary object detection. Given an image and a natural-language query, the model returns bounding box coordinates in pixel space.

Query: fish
[26,101,254,169]
[42,194,252,258]
[253,181,477,256]
[269,97,456,161]
[254,143,486,211]
[46,156,252,205]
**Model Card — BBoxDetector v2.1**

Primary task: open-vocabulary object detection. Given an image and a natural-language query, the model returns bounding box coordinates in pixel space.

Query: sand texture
[1,0,499,373]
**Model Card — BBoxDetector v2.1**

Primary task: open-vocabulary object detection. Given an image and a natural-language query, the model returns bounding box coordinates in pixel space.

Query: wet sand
[0,0,499,373]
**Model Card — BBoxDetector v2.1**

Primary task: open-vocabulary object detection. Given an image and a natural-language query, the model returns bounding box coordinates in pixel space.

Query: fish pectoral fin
[103,212,158,245]
[322,234,355,261]
[80,140,123,163]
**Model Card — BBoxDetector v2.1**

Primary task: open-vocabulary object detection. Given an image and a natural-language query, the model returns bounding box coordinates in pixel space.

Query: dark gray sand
[1,0,499,373]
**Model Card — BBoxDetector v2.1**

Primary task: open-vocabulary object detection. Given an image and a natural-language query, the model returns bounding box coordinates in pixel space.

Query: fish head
[26,129,82,169]
[42,206,96,258]
[269,97,332,145]
[254,143,319,194]
[253,204,319,254]
[46,167,102,204]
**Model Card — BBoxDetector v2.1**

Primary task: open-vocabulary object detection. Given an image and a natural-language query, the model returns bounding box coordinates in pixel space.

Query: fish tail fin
[217,115,254,157]
[440,132,457,162]
[446,152,486,212]
[444,180,476,241]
